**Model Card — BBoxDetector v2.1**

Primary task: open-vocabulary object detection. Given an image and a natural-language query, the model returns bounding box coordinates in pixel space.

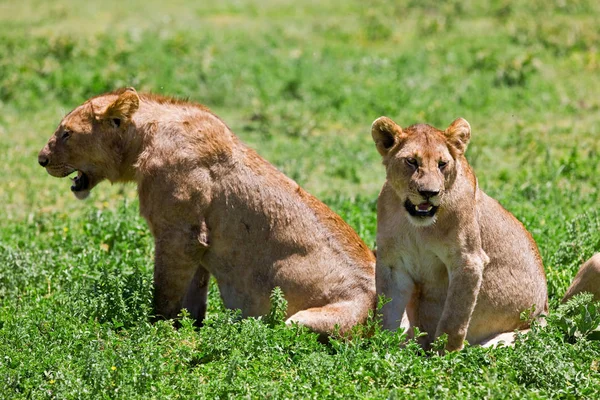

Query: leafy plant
[264,286,289,327]
[552,293,600,342]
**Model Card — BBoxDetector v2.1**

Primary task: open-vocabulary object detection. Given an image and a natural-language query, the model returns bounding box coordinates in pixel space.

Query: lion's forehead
[399,133,452,161]
[60,106,93,132]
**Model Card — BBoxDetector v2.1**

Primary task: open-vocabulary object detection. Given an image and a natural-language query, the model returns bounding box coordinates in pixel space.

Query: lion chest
[400,239,449,286]
[379,225,451,287]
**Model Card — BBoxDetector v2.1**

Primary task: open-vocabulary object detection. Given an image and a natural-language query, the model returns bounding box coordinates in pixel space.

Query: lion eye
[405,158,418,168]
[61,130,71,141]
[438,160,448,170]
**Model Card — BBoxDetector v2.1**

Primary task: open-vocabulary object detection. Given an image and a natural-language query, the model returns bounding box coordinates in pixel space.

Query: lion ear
[103,87,140,126]
[371,116,403,156]
[445,118,471,155]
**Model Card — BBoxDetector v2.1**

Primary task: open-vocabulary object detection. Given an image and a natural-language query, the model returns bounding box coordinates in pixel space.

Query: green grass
[1,0,600,397]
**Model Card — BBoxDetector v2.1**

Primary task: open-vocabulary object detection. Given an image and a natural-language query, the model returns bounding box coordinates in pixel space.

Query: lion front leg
[152,230,209,325]
[182,266,210,326]
[377,263,415,331]
[435,251,487,351]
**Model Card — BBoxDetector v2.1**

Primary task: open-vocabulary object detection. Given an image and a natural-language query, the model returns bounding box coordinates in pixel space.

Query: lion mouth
[404,199,439,218]
[44,166,93,199]
[71,170,90,193]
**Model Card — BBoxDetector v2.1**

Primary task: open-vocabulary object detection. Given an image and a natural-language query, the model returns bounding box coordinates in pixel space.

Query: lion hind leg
[285,300,369,337]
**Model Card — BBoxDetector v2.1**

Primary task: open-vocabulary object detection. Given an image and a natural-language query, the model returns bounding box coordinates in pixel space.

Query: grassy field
[1,0,600,397]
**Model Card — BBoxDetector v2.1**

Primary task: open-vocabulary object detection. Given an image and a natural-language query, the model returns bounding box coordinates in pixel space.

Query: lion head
[371,116,471,227]
[38,88,140,199]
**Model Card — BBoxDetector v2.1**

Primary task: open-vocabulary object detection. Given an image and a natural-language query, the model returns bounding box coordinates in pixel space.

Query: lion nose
[38,155,49,167]
[419,190,439,199]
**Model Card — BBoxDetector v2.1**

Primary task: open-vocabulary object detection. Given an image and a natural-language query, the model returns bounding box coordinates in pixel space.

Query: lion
[38,87,376,336]
[563,253,600,302]
[371,116,548,351]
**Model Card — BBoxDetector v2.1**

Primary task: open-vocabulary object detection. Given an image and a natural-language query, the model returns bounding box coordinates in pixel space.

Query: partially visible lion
[38,88,376,336]
[371,116,548,351]
[563,253,600,302]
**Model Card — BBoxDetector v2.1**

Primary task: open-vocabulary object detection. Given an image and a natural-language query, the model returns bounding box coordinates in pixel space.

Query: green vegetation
[1,0,599,397]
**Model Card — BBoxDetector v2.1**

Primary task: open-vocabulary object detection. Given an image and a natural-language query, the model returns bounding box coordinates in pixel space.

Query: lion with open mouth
[371,116,548,351]
[38,88,376,336]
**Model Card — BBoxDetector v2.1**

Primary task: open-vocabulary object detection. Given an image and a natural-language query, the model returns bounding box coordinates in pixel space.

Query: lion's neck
[114,123,149,183]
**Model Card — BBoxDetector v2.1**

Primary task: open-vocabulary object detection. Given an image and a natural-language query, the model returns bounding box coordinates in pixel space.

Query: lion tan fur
[371,116,548,351]
[38,88,376,336]
[563,253,600,303]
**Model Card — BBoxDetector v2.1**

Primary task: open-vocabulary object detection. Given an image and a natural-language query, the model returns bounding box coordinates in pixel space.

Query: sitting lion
[371,116,548,351]
[38,88,376,336]
[563,253,600,302]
